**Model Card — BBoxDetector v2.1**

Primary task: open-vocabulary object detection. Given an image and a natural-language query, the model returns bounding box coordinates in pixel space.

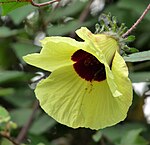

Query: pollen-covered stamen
[71,49,106,82]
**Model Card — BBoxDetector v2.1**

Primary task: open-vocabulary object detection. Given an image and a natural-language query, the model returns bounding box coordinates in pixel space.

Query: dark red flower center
[71,49,106,82]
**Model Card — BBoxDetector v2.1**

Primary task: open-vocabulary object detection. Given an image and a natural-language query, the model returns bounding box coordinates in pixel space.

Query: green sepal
[123,46,139,54]
[124,35,136,43]
[128,48,139,53]
[95,13,137,56]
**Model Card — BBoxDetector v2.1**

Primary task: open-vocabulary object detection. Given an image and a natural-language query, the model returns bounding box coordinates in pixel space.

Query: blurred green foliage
[0,0,150,145]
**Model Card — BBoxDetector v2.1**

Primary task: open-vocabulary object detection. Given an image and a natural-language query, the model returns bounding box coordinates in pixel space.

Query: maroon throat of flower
[71,49,106,82]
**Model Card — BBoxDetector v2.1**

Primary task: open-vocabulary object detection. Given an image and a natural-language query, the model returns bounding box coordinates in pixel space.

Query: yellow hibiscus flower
[23,27,132,130]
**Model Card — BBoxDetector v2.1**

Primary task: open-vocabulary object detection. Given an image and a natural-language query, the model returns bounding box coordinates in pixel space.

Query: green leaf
[0,88,15,96]
[47,20,81,36]
[47,0,86,22]
[36,143,45,145]
[117,0,150,21]
[47,19,96,36]
[119,128,148,145]
[29,114,56,135]
[129,72,150,82]
[123,51,150,62]
[10,109,37,127]
[3,87,35,107]
[100,123,146,143]
[0,42,17,69]
[0,27,18,38]
[8,4,36,24]
[0,106,10,123]
[1,138,13,145]
[0,71,32,84]
[1,0,29,15]
[12,42,40,64]
[135,32,150,48]
[28,134,50,145]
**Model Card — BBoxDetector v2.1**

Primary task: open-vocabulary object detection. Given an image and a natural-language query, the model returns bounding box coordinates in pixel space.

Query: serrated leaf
[123,50,150,62]
[0,106,10,123]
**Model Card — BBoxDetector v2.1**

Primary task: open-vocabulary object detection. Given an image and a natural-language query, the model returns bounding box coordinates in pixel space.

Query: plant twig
[0,132,19,145]
[15,100,39,144]
[31,0,60,7]
[122,4,150,38]
[0,0,60,7]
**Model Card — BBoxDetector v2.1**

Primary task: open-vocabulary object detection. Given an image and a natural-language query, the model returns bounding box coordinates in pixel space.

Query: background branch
[15,100,39,144]
[70,0,93,38]
[0,132,19,145]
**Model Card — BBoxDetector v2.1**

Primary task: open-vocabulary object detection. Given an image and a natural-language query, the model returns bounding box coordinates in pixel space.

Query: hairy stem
[122,4,150,38]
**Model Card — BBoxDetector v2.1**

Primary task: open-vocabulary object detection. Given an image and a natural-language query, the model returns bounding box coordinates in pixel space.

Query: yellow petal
[76,27,119,65]
[76,27,122,97]
[23,37,83,71]
[111,51,133,108]
[35,65,132,130]
[23,27,132,130]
